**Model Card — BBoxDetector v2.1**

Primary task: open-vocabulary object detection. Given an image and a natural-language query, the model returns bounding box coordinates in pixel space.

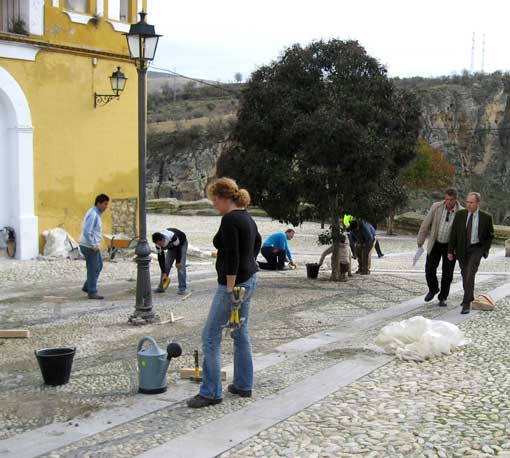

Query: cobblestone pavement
[221,296,510,458]
[0,214,508,457]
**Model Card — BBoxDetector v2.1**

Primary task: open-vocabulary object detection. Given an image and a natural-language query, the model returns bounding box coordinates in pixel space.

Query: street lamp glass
[110,67,127,93]
[143,36,159,61]
[127,34,141,59]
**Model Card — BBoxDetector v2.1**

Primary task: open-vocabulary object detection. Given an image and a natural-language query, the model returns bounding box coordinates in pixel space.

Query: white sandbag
[375,316,468,361]
[187,244,215,258]
[42,228,81,259]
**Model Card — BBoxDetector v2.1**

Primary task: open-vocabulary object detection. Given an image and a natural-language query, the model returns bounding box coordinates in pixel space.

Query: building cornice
[0,41,41,61]
[63,10,93,25]
[0,33,132,63]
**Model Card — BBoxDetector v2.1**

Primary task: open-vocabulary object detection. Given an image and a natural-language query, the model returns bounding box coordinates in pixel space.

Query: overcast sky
[146,0,510,82]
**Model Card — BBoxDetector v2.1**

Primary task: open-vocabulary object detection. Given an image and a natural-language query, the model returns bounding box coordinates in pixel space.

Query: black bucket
[305,263,320,279]
[35,347,76,386]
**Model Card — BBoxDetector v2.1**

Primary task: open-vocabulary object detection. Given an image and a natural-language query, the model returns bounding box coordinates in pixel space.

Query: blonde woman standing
[187,178,261,408]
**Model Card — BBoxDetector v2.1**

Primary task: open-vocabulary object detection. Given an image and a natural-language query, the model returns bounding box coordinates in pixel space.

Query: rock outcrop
[146,74,510,222]
[146,123,231,201]
[415,74,510,223]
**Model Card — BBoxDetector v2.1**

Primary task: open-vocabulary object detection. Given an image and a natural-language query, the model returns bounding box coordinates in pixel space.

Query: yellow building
[0,0,147,259]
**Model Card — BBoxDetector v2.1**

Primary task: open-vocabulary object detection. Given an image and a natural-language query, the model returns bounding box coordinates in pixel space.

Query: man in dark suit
[448,192,494,314]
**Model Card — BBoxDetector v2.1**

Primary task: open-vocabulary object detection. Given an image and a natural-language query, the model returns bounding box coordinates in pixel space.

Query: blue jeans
[200,274,257,400]
[80,245,103,294]
[158,240,188,292]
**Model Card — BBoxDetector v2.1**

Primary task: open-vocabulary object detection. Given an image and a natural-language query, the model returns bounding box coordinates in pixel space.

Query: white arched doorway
[0,66,38,259]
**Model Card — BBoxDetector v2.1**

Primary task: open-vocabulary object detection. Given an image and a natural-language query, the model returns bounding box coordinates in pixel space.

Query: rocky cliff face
[146,123,230,201]
[147,75,510,223]
[415,74,510,223]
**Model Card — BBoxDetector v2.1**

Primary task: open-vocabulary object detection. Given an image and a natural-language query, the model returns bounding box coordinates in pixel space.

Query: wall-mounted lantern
[94,67,127,107]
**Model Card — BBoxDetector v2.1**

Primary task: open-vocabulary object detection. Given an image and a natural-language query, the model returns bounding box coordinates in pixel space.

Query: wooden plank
[160,313,184,325]
[0,329,31,338]
[180,368,227,381]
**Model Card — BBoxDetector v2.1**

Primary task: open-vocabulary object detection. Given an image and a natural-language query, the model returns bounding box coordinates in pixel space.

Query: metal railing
[0,0,24,34]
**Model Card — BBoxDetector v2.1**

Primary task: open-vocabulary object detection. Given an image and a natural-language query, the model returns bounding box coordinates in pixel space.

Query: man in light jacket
[79,194,109,300]
[417,188,462,306]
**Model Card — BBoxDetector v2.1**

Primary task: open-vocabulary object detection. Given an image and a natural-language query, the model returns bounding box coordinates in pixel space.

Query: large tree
[218,39,421,280]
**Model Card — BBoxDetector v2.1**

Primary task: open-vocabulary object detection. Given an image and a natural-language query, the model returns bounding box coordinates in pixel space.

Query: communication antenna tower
[481,34,486,73]
[470,32,475,74]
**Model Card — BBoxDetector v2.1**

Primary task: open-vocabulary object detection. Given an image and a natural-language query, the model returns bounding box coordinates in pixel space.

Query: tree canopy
[218,39,421,227]
[402,139,455,190]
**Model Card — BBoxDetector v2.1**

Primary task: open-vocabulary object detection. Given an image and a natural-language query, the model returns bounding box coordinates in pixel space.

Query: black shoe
[438,299,447,307]
[187,394,222,409]
[88,293,104,300]
[461,305,471,314]
[424,290,439,302]
[378,253,384,258]
[228,384,252,398]
[154,287,165,293]
[82,286,88,293]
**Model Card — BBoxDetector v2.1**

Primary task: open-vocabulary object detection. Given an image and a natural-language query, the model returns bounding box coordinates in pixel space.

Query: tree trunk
[386,209,395,235]
[330,216,342,281]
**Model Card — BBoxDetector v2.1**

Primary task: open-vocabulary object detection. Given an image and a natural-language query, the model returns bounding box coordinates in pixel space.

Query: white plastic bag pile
[375,316,468,361]
[41,228,81,259]
[187,244,215,258]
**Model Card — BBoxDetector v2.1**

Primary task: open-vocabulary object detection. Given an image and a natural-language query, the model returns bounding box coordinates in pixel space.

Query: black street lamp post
[125,12,161,324]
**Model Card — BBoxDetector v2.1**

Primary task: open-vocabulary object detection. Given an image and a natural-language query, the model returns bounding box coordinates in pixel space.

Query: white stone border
[62,9,129,32]
[107,20,130,32]
[0,66,39,259]
[0,42,41,61]
[62,10,93,25]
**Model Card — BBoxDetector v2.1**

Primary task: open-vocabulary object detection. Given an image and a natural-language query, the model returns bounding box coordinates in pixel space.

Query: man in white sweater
[417,189,462,307]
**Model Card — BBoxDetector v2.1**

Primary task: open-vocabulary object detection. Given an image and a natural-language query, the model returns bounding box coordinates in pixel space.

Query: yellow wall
[42,0,147,54]
[0,0,149,248]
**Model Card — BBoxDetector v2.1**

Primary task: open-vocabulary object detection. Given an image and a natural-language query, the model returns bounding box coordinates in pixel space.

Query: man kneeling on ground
[318,233,352,281]
[152,228,188,295]
[258,229,296,270]
[348,220,375,274]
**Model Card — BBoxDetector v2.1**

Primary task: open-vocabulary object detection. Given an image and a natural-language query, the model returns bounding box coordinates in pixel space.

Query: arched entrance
[0,66,38,259]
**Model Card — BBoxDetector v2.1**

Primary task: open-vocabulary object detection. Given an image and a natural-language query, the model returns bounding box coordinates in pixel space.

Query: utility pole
[173,67,177,103]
